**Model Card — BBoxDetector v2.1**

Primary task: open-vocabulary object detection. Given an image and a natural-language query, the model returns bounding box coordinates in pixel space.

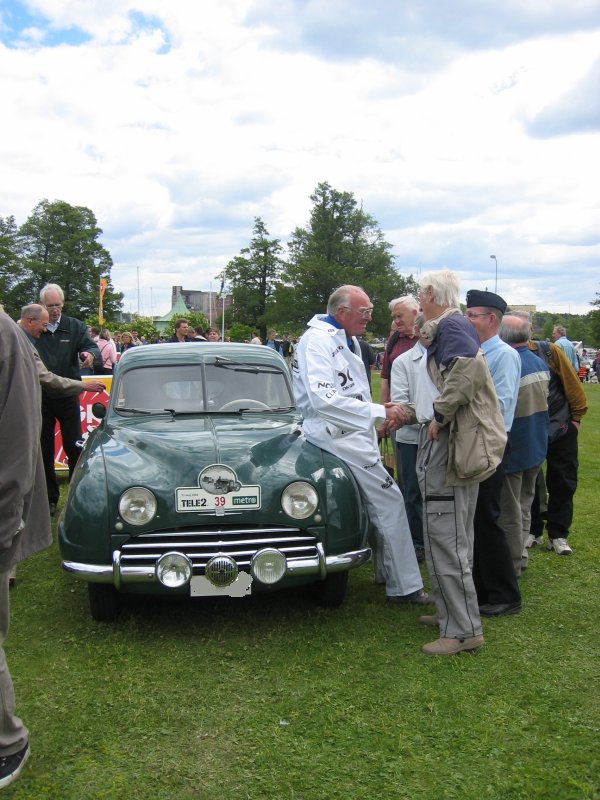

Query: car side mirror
[91,402,106,420]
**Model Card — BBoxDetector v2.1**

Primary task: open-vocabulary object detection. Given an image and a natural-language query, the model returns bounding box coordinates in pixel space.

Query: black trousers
[472,454,521,605]
[532,423,579,541]
[41,395,82,504]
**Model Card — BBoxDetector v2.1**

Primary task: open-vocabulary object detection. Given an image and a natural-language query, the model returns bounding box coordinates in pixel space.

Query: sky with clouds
[2,0,600,317]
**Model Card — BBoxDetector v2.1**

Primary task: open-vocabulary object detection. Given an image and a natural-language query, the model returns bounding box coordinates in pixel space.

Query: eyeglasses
[44,303,63,309]
[343,306,374,318]
[464,312,492,319]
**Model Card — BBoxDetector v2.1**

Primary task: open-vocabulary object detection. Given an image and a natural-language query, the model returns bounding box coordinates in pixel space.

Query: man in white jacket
[293,285,429,605]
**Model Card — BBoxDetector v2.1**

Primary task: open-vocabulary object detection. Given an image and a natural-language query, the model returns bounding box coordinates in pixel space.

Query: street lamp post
[489,255,498,293]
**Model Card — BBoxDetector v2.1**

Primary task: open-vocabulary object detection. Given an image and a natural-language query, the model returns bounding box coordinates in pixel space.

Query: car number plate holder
[190,573,253,597]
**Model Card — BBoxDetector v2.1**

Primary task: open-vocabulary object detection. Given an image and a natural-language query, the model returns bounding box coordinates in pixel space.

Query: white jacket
[390,342,425,445]
[293,315,386,444]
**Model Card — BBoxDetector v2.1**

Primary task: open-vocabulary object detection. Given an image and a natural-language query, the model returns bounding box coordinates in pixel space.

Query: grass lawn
[5,380,599,799]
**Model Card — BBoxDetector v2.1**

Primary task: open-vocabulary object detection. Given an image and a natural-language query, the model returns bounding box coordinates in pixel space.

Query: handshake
[381,402,409,433]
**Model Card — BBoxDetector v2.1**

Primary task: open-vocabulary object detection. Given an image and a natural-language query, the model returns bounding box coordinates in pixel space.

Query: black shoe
[0,744,30,790]
[479,601,522,617]
[49,502,57,516]
[387,589,432,606]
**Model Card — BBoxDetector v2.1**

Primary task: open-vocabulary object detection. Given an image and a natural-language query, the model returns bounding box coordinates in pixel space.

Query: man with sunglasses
[293,285,429,607]
[35,284,100,515]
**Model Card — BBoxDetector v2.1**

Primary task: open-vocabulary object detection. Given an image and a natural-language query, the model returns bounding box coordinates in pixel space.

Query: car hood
[96,413,320,493]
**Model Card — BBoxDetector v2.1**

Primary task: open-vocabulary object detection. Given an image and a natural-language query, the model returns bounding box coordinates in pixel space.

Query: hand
[84,381,106,393]
[80,351,94,369]
[427,420,440,441]
[383,402,408,432]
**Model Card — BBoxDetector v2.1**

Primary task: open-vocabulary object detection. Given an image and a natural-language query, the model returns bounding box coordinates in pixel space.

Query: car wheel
[88,583,121,621]
[312,571,348,608]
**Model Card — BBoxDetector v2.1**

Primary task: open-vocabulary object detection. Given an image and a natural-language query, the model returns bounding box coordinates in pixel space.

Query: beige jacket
[32,346,91,396]
[429,350,507,485]
[406,308,506,486]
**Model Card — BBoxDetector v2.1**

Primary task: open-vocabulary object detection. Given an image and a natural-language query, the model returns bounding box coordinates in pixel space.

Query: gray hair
[40,283,64,303]
[21,303,45,321]
[327,285,363,315]
[500,312,531,344]
[414,312,425,330]
[419,269,460,308]
[388,295,419,313]
[553,324,566,337]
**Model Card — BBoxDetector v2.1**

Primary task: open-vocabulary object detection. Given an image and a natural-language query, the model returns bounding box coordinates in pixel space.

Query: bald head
[19,304,49,339]
[500,313,531,347]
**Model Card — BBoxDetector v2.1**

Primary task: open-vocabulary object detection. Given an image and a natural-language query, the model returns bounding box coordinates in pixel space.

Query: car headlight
[156,552,192,588]
[281,482,319,519]
[118,487,158,526]
[251,548,287,584]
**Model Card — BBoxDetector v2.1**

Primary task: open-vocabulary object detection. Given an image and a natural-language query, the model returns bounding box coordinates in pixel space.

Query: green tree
[120,314,159,341]
[0,215,24,315]
[588,289,600,346]
[223,217,283,339]
[229,322,254,342]
[17,199,122,320]
[275,182,417,335]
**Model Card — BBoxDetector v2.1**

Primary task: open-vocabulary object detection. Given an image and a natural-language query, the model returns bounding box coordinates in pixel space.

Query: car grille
[119,525,318,573]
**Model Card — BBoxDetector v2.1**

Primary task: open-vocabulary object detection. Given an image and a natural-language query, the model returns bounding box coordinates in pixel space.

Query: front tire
[312,571,349,608]
[88,583,120,621]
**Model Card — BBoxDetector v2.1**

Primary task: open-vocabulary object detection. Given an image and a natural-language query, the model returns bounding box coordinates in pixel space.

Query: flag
[99,277,108,325]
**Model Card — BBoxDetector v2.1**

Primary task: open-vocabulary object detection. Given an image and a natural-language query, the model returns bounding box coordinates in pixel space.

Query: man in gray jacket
[410,271,506,656]
[0,311,52,790]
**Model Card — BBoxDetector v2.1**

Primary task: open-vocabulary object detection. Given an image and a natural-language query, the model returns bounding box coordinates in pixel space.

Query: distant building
[509,304,536,314]
[155,293,192,333]
[171,285,233,321]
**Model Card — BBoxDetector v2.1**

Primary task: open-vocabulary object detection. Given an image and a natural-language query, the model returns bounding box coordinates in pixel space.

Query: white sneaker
[547,537,572,555]
[525,534,543,548]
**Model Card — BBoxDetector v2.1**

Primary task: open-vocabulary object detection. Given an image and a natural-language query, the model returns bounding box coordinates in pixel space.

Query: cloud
[1,0,600,317]
[526,57,600,137]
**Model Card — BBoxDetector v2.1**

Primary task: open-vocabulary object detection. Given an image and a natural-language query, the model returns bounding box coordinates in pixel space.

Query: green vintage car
[58,343,371,620]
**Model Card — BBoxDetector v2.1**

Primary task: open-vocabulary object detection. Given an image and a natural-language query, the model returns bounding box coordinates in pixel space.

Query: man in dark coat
[0,310,52,790]
[35,284,100,515]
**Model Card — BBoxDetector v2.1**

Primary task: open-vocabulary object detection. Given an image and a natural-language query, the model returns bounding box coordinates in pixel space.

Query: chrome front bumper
[62,543,372,587]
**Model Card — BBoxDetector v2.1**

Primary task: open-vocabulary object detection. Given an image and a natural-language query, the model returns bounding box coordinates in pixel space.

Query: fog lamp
[156,552,192,588]
[251,548,287,585]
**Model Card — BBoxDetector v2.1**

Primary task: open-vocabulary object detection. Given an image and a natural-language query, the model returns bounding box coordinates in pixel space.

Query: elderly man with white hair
[379,295,419,405]
[403,270,506,655]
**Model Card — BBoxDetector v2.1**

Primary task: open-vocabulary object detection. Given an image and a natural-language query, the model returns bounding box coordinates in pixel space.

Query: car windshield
[115,363,294,414]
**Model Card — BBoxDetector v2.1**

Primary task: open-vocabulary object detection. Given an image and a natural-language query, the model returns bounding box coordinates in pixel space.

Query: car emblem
[198,465,241,495]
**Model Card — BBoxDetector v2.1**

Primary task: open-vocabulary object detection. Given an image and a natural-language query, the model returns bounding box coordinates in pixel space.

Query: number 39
[215,496,226,507]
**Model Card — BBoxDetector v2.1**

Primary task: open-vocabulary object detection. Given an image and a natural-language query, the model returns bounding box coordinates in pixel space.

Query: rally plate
[176,486,261,513]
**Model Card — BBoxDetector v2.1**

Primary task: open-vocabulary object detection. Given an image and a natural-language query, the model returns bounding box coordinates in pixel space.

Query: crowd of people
[0,275,591,789]
[79,321,299,374]
[292,273,588,657]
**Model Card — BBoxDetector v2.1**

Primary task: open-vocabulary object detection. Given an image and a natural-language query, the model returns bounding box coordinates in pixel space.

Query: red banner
[54,376,112,470]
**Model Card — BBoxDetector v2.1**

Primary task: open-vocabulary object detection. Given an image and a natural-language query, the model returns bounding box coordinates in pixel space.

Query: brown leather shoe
[422,635,484,656]
[418,614,439,628]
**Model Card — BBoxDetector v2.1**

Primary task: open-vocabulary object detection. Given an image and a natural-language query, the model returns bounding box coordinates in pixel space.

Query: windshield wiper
[116,407,174,415]
[213,361,281,374]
